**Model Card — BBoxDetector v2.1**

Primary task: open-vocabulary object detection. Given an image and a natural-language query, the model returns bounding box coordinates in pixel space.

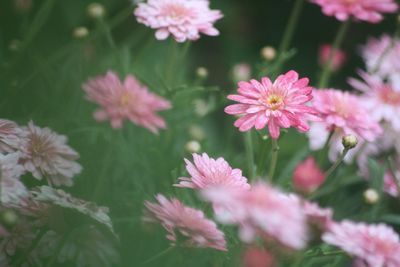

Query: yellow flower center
[266,94,284,110]
[119,93,132,107]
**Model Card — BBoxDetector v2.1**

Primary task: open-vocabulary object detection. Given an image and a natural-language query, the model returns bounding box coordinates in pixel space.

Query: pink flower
[83,71,171,133]
[242,247,276,267]
[310,0,398,23]
[225,70,318,139]
[134,0,223,43]
[0,119,24,154]
[232,63,251,82]
[175,153,250,190]
[319,44,347,71]
[323,221,400,267]
[302,200,333,230]
[144,194,227,251]
[19,121,82,187]
[383,170,400,197]
[202,182,308,249]
[293,156,325,193]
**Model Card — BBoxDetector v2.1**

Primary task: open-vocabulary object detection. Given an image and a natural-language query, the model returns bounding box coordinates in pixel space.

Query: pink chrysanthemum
[202,182,308,249]
[310,0,398,23]
[293,156,325,193]
[319,44,347,71]
[134,0,223,43]
[225,70,318,139]
[19,121,82,187]
[323,221,400,267]
[0,119,24,154]
[175,153,250,190]
[83,71,171,133]
[144,194,226,251]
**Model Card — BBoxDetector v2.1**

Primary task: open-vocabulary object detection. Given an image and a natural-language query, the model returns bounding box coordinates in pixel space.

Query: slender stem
[244,132,255,180]
[256,136,269,176]
[268,139,279,182]
[142,246,174,265]
[99,18,116,49]
[317,20,351,88]
[324,148,349,179]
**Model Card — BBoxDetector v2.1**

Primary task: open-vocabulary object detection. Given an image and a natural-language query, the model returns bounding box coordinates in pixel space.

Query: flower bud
[188,125,205,141]
[260,46,276,61]
[196,67,208,79]
[8,39,21,51]
[363,188,379,204]
[293,156,325,193]
[185,140,201,153]
[73,27,89,39]
[342,134,358,150]
[318,44,346,72]
[87,3,106,19]
[232,63,251,82]
[1,210,18,227]
[194,99,209,117]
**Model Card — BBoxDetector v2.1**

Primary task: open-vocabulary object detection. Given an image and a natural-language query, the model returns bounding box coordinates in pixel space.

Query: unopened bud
[363,188,379,204]
[87,3,105,19]
[73,27,89,39]
[342,134,358,150]
[189,125,205,141]
[8,39,21,51]
[196,67,208,79]
[185,140,201,153]
[260,46,276,61]
[232,63,251,82]
[194,99,209,117]
[1,210,18,226]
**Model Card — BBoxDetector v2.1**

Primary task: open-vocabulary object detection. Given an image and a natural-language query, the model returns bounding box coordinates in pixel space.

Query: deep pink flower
[0,119,24,154]
[310,0,398,23]
[19,121,82,187]
[144,194,226,251]
[323,221,400,267]
[242,247,276,267]
[225,70,318,139]
[319,44,346,71]
[83,71,171,133]
[175,153,250,190]
[134,0,223,43]
[293,156,325,193]
[202,182,308,249]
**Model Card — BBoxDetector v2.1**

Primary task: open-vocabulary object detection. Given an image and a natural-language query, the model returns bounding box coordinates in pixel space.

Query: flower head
[202,182,308,249]
[19,121,82,187]
[293,156,325,193]
[0,119,24,154]
[310,0,398,23]
[83,71,171,133]
[175,153,250,190]
[323,221,400,267]
[144,194,226,251]
[319,44,346,71]
[134,0,223,43]
[225,70,318,139]
[242,247,276,267]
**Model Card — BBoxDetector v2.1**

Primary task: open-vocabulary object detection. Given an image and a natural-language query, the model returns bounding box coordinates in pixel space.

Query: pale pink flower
[361,35,400,84]
[0,119,24,154]
[19,121,82,187]
[202,182,308,249]
[323,221,400,267]
[83,71,171,133]
[293,156,325,193]
[383,171,400,197]
[225,70,318,139]
[310,0,398,23]
[242,247,276,267]
[319,44,347,71]
[134,0,223,43]
[175,153,250,190]
[349,72,400,131]
[144,194,227,251]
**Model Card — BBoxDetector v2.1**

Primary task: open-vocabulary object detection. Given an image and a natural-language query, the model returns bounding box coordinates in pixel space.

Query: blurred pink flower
[323,221,400,267]
[175,153,250,190]
[302,200,333,230]
[383,171,400,197]
[293,156,325,193]
[319,44,346,71]
[19,121,82,187]
[134,0,223,43]
[83,71,171,133]
[242,247,276,267]
[202,182,308,249]
[0,219,35,256]
[144,194,226,251]
[225,70,318,139]
[310,0,398,23]
[0,119,24,154]
[232,63,251,82]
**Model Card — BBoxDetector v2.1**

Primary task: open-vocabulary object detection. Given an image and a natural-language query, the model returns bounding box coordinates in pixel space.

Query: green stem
[142,246,174,265]
[14,229,47,267]
[256,136,269,176]
[268,139,279,182]
[244,132,255,180]
[317,20,351,88]
[324,148,349,179]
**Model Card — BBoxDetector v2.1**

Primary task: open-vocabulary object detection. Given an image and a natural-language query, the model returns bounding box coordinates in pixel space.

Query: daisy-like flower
[323,221,400,267]
[175,153,250,190]
[0,119,24,154]
[310,0,398,23]
[82,71,171,133]
[202,182,308,249]
[307,89,382,162]
[134,0,223,43]
[293,156,325,193]
[225,70,318,139]
[19,121,82,187]
[319,44,346,71]
[143,194,227,251]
